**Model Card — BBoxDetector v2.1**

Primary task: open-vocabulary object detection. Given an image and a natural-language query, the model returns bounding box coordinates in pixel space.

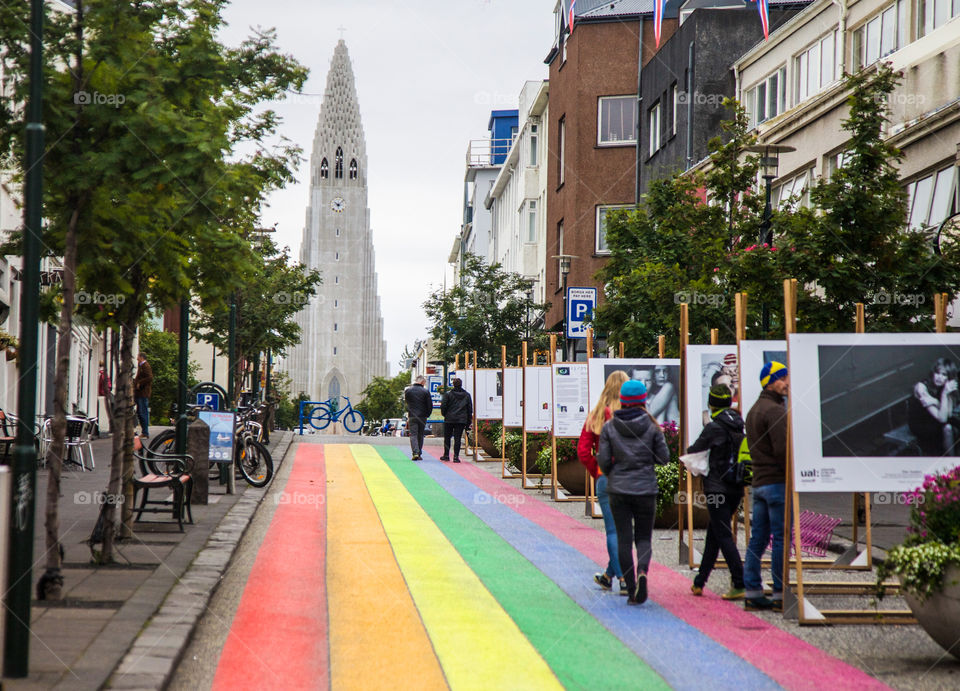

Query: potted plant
[475,420,502,458]
[876,465,960,659]
[0,329,18,362]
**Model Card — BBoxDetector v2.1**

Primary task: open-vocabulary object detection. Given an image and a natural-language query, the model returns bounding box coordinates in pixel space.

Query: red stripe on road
[446,461,889,691]
[212,443,328,690]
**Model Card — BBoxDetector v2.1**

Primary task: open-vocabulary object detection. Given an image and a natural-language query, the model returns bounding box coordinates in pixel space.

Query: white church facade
[283,41,388,404]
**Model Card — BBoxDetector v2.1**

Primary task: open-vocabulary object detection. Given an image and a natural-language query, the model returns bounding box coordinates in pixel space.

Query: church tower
[285,40,388,404]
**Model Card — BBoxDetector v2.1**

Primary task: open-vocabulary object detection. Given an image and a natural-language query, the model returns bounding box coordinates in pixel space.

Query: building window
[853,2,906,70]
[529,124,538,166]
[907,165,958,230]
[335,146,344,178]
[918,0,960,37]
[334,299,338,308]
[335,276,339,284]
[746,66,787,128]
[596,205,631,254]
[648,102,661,154]
[669,83,678,137]
[349,159,358,179]
[598,95,638,145]
[334,323,338,332]
[335,251,340,260]
[558,117,566,186]
[796,31,838,103]
[557,219,564,283]
[773,167,816,210]
[335,228,340,237]
[329,377,340,400]
[333,347,337,356]
[526,200,537,243]
[320,158,329,179]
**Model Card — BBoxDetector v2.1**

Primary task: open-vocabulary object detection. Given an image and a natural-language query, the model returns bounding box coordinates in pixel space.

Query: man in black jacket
[404,376,434,461]
[440,378,472,462]
[743,361,790,611]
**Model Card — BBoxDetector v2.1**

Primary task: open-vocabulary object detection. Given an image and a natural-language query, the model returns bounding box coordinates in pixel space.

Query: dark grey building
[639,1,810,192]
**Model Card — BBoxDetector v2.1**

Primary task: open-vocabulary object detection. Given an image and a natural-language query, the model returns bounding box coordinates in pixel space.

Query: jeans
[596,475,623,579]
[695,490,744,590]
[609,493,657,593]
[135,397,150,436]
[408,417,426,457]
[443,423,466,459]
[744,483,786,599]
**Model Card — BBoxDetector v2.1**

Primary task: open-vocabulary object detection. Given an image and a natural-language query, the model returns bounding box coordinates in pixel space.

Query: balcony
[465,138,515,167]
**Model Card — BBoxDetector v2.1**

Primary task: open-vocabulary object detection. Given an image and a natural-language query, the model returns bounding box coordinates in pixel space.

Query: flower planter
[556,459,587,496]
[475,427,500,458]
[901,564,960,660]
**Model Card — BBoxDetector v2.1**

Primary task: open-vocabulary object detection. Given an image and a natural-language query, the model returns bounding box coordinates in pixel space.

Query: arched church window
[329,377,341,401]
[320,158,329,179]
[349,159,358,179]
[335,147,343,179]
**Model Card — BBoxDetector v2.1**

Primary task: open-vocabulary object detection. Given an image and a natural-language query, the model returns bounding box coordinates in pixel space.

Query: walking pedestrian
[743,361,790,611]
[578,370,629,595]
[597,380,670,605]
[439,378,472,462]
[134,352,153,438]
[688,384,746,600]
[404,376,433,461]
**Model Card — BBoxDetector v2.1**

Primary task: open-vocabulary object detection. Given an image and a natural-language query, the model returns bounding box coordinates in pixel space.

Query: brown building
[545,1,682,355]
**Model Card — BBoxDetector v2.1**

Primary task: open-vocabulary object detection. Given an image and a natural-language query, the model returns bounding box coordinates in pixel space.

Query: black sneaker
[439,456,449,461]
[453,458,461,463]
[772,598,783,612]
[594,573,613,590]
[744,596,775,611]
[635,573,648,604]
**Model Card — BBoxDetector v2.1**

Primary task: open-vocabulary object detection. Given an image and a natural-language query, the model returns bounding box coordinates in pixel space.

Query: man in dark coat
[743,361,789,611]
[440,378,472,462]
[404,376,434,461]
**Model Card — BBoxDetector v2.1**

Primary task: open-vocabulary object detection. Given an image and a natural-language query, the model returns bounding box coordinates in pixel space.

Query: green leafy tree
[355,371,413,423]
[137,328,200,425]
[424,254,550,366]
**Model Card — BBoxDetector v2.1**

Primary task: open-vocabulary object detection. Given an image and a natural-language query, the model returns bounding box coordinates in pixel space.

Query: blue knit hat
[760,361,788,387]
[620,379,648,406]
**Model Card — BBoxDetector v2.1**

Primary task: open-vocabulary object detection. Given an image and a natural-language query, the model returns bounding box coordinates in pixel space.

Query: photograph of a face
[789,333,960,492]
[587,358,681,426]
[739,340,787,417]
[685,345,739,443]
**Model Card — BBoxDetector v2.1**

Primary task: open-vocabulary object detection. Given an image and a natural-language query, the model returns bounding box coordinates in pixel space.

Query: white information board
[503,367,523,427]
[587,358,681,426]
[475,369,503,420]
[738,340,787,417]
[461,368,475,405]
[685,344,739,444]
[523,365,553,433]
[790,332,960,492]
[552,363,589,437]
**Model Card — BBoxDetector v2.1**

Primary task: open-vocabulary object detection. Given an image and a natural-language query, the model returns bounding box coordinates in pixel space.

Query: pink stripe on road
[447,462,889,691]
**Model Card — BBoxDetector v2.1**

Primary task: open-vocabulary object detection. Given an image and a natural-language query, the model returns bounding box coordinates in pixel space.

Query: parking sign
[566,287,597,339]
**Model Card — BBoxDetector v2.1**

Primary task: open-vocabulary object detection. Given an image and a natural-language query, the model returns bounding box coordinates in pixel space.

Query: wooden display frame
[520,341,554,491]
[549,334,590,502]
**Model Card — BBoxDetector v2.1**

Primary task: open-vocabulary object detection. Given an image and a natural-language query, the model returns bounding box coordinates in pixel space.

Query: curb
[106,432,295,690]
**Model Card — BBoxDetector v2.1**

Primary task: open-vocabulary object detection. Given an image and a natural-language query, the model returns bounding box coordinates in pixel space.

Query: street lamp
[745,144,795,334]
[553,255,577,360]
[523,278,536,340]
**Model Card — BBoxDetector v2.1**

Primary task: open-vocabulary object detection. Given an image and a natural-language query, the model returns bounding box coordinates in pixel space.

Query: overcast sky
[219,1,555,374]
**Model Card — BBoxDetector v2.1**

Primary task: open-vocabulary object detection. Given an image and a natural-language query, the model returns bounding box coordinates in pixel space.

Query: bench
[132,436,194,532]
[769,510,842,558]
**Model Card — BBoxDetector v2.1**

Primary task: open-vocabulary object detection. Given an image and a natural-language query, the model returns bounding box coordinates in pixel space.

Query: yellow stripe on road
[324,445,447,690]
[351,444,562,691]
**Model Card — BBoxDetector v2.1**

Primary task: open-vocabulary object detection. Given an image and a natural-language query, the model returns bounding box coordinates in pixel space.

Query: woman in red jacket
[578,370,629,594]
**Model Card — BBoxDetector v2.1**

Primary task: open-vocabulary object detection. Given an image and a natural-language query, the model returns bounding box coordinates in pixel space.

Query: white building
[485,80,550,305]
[283,41,388,403]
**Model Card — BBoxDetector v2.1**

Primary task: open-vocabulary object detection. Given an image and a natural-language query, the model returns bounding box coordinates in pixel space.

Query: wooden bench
[132,436,194,532]
[769,510,842,558]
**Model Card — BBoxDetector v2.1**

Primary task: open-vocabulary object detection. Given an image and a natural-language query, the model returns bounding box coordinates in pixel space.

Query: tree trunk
[120,316,137,537]
[37,208,81,600]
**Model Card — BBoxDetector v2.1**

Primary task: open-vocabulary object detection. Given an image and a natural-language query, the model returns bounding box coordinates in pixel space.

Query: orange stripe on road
[325,445,447,690]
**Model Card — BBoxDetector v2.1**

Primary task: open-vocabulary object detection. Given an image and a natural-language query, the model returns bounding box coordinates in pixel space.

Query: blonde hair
[587,370,629,434]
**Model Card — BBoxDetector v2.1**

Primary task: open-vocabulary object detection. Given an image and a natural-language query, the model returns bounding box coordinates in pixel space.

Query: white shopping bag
[680,449,710,477]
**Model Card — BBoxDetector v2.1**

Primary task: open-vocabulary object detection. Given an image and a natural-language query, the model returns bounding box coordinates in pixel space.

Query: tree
[0,0,307,587]
[355,371,413,423]
[424,254,550,366]
[137,327,200,425]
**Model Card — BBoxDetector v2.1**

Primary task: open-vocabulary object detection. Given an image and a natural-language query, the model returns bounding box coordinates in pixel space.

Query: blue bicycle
[309,396,365,434]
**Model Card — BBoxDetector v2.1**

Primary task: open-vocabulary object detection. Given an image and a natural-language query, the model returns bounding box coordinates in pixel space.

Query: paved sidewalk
[2,428,294,690]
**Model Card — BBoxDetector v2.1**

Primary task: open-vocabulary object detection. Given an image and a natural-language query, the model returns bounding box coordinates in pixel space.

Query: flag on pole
[653,0,666,47]
[568,0,577,33]
[757,0,770,39]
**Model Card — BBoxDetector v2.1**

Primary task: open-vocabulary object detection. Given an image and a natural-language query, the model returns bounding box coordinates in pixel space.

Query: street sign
[566,286,597,339]
[198,411,236,463]
[428,375,443,409]
[196,392,221,411]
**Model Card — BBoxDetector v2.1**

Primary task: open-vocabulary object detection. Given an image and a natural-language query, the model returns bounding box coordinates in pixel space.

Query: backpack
[721,434,752,487]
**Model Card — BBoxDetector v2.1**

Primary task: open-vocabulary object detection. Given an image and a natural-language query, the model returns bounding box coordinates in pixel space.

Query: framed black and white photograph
[587,358,681,426]
[475,369,503,420]
[684,345,739,444]
[739,340,787,417]
[502,367,522,428]
[790,333,960,492]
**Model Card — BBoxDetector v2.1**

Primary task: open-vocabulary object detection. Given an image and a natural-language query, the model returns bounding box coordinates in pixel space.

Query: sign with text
[196,392,221,411]
[475,369,503,420]
[503,367,523,427]
[523,366,553,433]
[428,375,443,409]
[198,411,236,463]
[566,286,597,340]
[552,363,589,437]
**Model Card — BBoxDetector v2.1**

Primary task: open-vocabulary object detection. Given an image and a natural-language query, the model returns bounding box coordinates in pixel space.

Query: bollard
[187,419,211,504]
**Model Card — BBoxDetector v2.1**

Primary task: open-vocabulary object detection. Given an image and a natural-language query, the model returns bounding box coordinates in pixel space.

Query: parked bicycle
[308,396,365,433]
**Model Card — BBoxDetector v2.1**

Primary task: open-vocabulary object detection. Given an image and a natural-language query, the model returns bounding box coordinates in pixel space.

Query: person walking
[688,384,746,600]
[440,378,472,462]
[578,370,629,595]
[743,361,790,611]
[597,380,670,605]
[134,352,153,438]
[404,376,434,461]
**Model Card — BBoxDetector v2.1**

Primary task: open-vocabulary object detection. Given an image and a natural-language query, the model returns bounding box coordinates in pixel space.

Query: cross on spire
[337,25,347,39]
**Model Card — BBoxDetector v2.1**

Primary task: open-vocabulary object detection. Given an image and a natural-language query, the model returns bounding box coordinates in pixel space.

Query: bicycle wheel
[309,407,333,431]
[146,430,178,474]
[236,438,274,487]
[342,409,365,433]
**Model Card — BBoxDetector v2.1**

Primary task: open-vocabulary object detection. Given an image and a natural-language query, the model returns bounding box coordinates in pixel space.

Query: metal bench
[132,436,194,532]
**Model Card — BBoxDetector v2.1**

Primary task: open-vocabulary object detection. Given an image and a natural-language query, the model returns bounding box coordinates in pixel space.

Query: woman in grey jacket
[597,380,670,605]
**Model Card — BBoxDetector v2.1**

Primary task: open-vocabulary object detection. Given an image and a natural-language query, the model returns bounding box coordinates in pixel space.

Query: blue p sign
[197,392,221,411]
[571,300,592,321]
